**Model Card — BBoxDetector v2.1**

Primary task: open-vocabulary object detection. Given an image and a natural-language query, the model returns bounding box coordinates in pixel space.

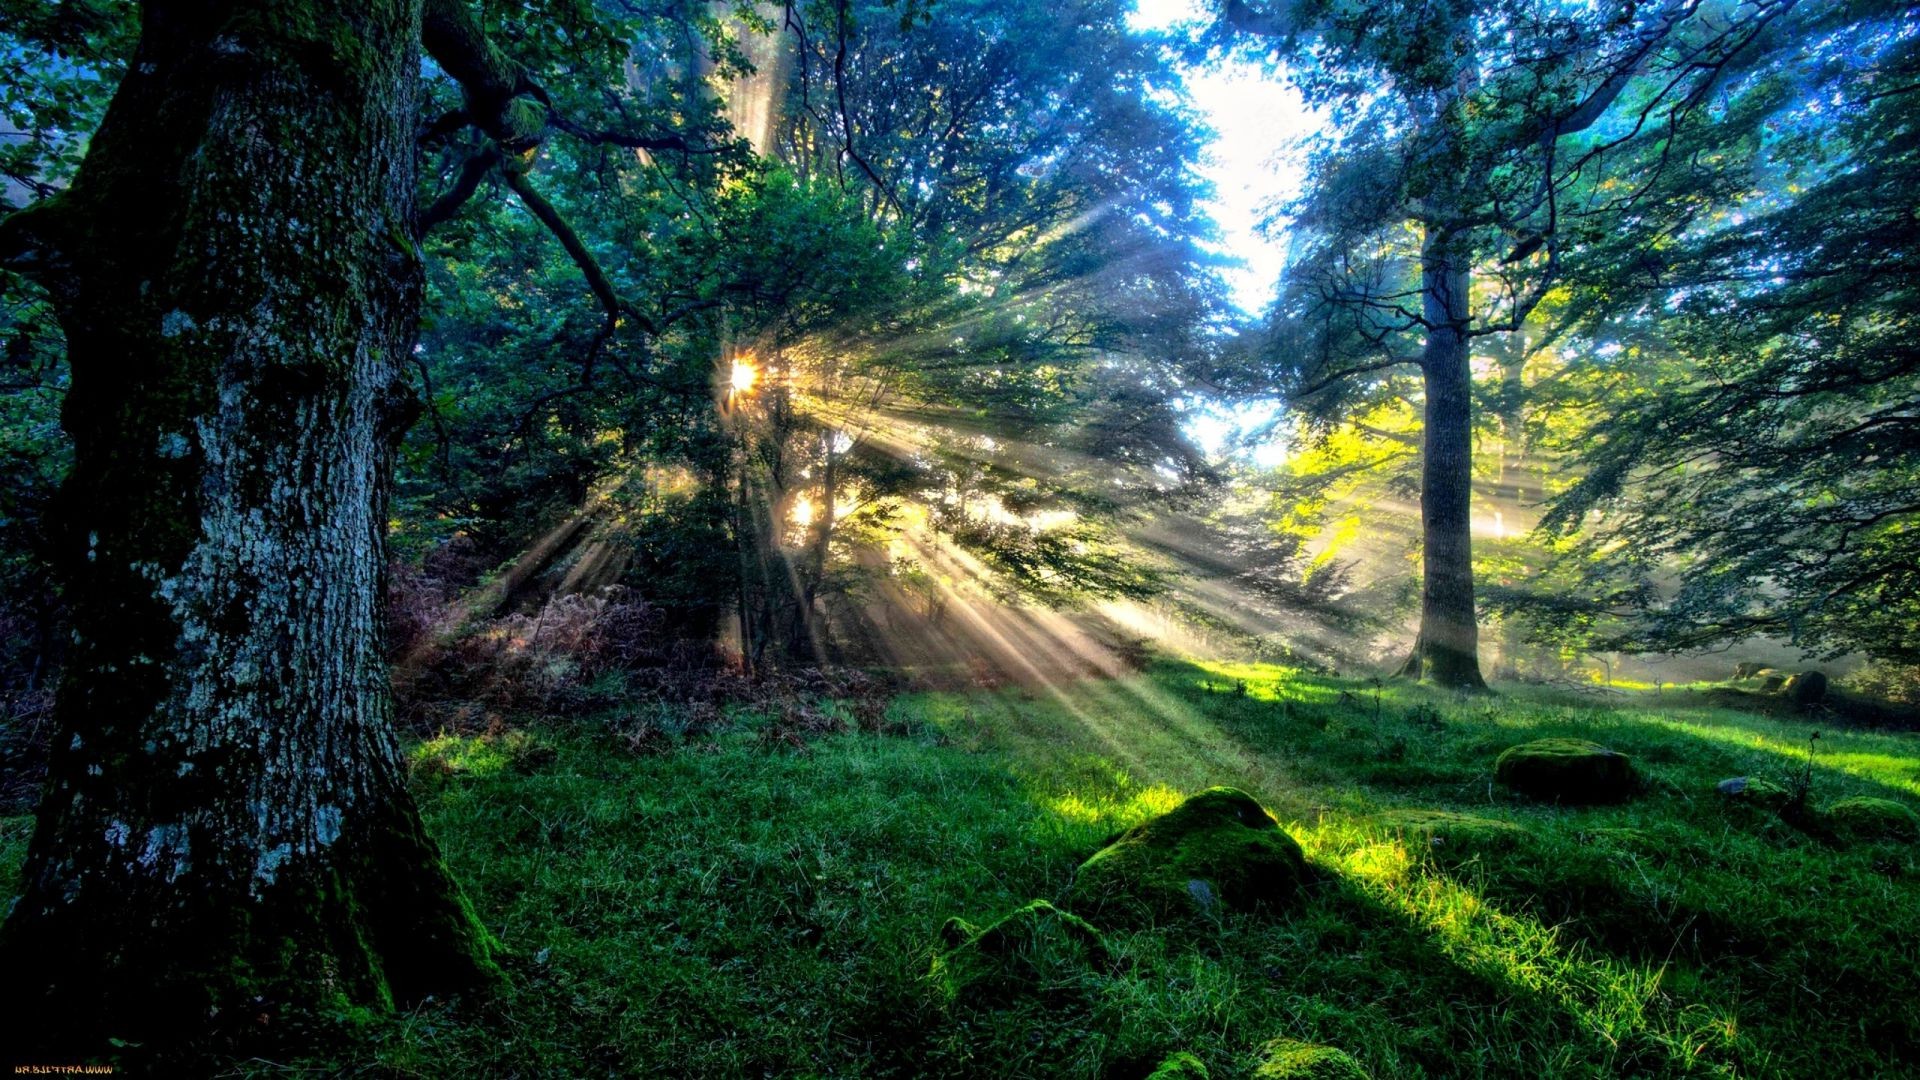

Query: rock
[1494,739,1639,804]
[1734,661,1767,679]
[1760,672,1787,692]
[1784,671,1829,706]
[1373,809,1529,861]
[928,900,1112,1005]
[1715,775,1791,810]
[1254,1038,1371,1079]
[1823,796,1920,844]
[1148,1051,1211,1079]
[1069,787,1309,921]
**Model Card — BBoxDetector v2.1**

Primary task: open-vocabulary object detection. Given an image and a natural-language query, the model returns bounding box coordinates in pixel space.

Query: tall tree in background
[1215,0,1793,687]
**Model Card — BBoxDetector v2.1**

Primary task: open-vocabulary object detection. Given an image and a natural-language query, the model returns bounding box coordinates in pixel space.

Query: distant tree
[722,0,1223,655]
[1212,0,1795,687]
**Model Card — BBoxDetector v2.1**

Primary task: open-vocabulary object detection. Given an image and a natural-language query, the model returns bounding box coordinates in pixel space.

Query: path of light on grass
[933,662,1771,1072]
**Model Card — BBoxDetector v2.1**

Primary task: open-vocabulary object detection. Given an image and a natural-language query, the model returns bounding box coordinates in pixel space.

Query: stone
[1715,775,1791,810]
[1823,796,1920,844]
[1494,739,1639,804]
[1069,787,1309,921]
[1254,1038,1370,1079]
[1784,671,1829,706]
[927,900,1112,1005]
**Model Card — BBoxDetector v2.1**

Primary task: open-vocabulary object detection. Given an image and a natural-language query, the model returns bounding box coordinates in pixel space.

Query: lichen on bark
[0,0,500,1062]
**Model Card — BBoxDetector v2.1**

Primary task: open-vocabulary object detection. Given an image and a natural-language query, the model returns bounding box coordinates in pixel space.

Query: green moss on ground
[1147,1049,1211,1078]
[1254,1038,1370,1079]
[929,899,1113,1005]
[22,659,1916,1077]
[1494,738,1640,803]
[1372,808,1531,870]
[0,814,29,888]
[1823,795,1920,843]
[1069,786,1310,922]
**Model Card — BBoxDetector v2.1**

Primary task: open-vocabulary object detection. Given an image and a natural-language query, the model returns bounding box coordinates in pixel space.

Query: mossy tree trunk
[1399,225,1487,690]
[0,0,498,1059]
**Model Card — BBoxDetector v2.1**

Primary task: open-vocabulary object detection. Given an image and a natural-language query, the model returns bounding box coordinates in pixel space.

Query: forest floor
[4,660,1918,1077]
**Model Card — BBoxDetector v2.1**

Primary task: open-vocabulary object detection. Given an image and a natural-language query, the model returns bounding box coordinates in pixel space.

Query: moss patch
[1069,787,1309,921]
[928,899,1113,1006]
[1254,1038,1370,1079]
[1372,808,1530,866]
[410,729,553,780]
[1494,738,1639,804]
[1822,796,1920,843]
[1147,1050,1211,1078]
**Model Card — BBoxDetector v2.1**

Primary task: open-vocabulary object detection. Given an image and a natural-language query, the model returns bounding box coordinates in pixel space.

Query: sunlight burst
[730,357,759,394]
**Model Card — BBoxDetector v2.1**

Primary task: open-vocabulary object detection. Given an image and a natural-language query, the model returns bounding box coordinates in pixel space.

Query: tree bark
[0,0,498,1060]
[1399,226,1488,689]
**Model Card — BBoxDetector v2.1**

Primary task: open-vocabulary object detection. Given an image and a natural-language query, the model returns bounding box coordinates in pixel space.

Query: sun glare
[730,358,758,394]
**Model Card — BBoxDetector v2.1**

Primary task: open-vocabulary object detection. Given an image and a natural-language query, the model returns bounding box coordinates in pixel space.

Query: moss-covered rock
[1254,1038,1371,1079]
[927,900,1113,1005]
[1373,809,1529,864]
[1068,787,1309,921]
[1716,775,1792,810]
[1494,739,1639,804]
[1147,1050,1211,1079]
[1785,671,1829,706]
[1823,796,1920,843]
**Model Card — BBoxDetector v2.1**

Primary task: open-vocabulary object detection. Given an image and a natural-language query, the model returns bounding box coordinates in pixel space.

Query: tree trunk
[0,0,498,1060]
[800,429,838,654]
[1399,227,1488,689]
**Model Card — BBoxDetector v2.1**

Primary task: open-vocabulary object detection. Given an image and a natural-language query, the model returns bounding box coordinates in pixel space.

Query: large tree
[0,0,733,1058]
[1213,0,1793,687]
[0,0,499,1056]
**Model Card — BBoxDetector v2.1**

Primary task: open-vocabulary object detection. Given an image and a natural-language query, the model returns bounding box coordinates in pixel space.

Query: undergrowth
[3,660,1917,1076]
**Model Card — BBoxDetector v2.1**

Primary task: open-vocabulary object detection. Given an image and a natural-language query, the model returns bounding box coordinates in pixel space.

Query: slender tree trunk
[801,429,838,652]
[1399,227,1487,689]
[0,0,497,1060]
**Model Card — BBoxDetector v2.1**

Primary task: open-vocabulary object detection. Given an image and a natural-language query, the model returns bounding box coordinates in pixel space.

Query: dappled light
[1,0,1916,1073]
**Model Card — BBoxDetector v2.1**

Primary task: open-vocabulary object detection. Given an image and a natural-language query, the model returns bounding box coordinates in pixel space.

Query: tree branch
[419,145,501,233]
[1222,0,1297,38]
[422,0,544,151]
[832,0,904,215]
[500,167,654,336]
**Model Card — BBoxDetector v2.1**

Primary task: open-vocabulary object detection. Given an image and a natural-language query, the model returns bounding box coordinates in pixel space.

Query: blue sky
[1127,0,1317,463]
[1128,0,1317,315]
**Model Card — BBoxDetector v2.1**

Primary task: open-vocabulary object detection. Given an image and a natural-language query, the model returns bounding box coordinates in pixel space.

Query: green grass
[5,660,1918,1076]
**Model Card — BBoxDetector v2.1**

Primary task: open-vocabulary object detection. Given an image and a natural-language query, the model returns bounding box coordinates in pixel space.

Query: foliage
[392,0,1227,669]
[1534,4,1920,665]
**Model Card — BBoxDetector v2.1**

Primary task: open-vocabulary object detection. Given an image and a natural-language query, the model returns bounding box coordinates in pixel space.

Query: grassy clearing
[4,660,1916,1076]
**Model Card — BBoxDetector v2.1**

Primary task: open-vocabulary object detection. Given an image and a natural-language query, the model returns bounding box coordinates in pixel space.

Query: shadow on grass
[926,661,1920,1077]
[360,659,1920,1078]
